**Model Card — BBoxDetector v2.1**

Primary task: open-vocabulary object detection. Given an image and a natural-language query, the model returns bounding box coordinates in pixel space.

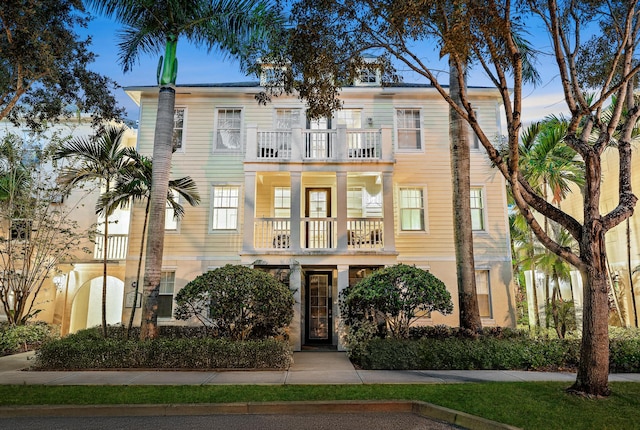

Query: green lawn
[2,382,639,429]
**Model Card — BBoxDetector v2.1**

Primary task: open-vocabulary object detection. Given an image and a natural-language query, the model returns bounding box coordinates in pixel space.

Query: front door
[305,188,332,248]
[305,271,333,344]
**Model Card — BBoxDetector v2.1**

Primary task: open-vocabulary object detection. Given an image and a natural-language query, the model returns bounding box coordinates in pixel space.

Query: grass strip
[2,382,639,430]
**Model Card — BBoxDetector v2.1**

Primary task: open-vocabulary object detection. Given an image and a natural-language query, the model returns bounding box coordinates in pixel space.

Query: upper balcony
[245,124,393,164]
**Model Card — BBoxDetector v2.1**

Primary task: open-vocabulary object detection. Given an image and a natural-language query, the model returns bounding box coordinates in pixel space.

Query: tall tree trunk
[449,58,482,331]
[101,181,109,338]
[140,86,175,340]
[127,199,150,338]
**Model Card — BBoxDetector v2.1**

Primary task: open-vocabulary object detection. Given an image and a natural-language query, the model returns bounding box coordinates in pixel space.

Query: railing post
[382,171,395,250]
[381,125,393,161]
[336,124,347,161]
[246,124,258,161]
[291,127,302,162]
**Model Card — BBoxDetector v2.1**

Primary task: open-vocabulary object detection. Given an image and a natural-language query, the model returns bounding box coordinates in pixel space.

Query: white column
[336,264,350,351]
[290,171,302,252]
[291,127,302,161]
[336,124,347,160]
[246,124,258,161]
[290,261,302,351]
[336,172,348,251]
[382,171,395,250]
[243,171,256,252]
[381,125,393,161]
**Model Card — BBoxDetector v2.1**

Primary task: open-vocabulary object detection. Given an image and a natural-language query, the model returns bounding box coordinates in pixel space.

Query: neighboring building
[122,76,516,350]
[0,118,137,334]
[563,146,640,327]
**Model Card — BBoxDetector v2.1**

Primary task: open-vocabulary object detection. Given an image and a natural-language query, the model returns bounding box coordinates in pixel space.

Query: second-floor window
[470,187,485,231]
[173,108,185,151]
[276,109,301,129]
[165,190,179,231]
[396,109,422,150]
[399,188,425,231]
[215,109,242,151]
[476,270,492,318]
[211,185,240,230]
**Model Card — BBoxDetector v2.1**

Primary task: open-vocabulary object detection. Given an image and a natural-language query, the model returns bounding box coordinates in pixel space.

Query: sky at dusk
[79,14,570,126]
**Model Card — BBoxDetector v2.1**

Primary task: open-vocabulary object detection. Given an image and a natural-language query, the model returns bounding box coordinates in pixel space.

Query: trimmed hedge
[0,322,59,356]
[352,337,640,372]
[33,328,292,370]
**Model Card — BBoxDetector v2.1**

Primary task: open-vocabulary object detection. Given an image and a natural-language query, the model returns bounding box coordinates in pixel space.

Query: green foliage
[34,327,292,370]
[0,322,59,356]
[0,0,123,128]
[340,264,453,340]
[174,265,295,340]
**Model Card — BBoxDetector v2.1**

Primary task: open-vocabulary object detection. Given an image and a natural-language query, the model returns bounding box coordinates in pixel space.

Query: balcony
[94,234,129,260]
[252,217,384,251]
[246,124,393,163]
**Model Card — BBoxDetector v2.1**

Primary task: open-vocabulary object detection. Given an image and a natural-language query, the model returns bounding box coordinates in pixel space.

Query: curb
[0,400,521,429]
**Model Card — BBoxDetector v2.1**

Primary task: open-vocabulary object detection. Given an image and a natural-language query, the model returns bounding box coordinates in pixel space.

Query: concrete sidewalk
[2,350,640,385]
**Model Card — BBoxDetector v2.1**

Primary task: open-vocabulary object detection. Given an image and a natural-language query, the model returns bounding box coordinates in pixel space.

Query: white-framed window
[475,270,492,319]
[10,219,32,241]
[165,189,179,231]
[469,109,480,150]
[173,108,186,151]
[399,187,425,231]
[396,109,422,150]
[347,187,363,217]
[274,187,291,218]
[335,109,362,128]
[470,187,485,231]
[215,108,242,151]
[158,271,175,319]
[356,68,380,85]
[211,185,240,230]
[275,108,302,129]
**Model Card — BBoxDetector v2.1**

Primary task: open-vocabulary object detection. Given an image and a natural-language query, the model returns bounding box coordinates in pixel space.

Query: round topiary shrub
[340,264,453,340]
[174,265,294,340]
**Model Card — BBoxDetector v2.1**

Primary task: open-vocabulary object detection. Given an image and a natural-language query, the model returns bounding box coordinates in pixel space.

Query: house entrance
[305,271,333,345]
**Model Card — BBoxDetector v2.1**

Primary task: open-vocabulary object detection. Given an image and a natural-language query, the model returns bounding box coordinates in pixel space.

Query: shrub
[340,264,453,340]
[34,328,292,370]
[0,322,59,356]
[174,265,295,340]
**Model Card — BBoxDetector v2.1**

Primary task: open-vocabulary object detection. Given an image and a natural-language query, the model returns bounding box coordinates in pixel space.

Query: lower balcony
[253,218,384,251]
[93,234,129,260]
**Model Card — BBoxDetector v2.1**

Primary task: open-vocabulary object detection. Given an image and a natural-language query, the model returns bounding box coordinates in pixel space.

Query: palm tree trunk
[140,86,175,340]
[127,198,150,338]
[101,181,109,337]
[449,57,481,331]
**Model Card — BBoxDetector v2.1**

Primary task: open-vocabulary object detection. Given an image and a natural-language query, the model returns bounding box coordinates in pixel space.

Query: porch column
[335,124,347,160]
[381,125,393,161]
[291,127,302,162]
[336,171,348,251]
[336,264,349,351]
[246,124,258,161]
[382,171,395,250]
[290,171,302,252]
[290,261,302,351]
[243,171,256,252]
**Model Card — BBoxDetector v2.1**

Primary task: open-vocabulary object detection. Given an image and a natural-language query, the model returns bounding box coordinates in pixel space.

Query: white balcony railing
[246,124,393,163]
[254,218,291,249]
[94,234,129,260]
[347,218,384,249]
[304,218,336,249]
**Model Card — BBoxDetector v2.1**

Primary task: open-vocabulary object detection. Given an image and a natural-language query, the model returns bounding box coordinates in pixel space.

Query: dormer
[259,61,287,87]
[354,55,382,86]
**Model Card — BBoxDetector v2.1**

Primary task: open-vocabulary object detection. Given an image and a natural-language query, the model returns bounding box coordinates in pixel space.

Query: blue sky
[80,15,569,125]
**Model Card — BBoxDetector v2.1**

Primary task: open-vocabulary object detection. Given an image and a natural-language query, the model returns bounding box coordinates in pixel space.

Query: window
[470,188,485,231]
[158,271,175,318]
[357,68,379,85]
[399,188,425,231]
[396,109,422,150]
[165,190,179,230]
[276,109,301,129]
[215,109,242,151]
[347,187,363,217]
[211,185,240,230]
[274,187,290,218]
[335,109,362,128]
[469,109,480,150]
[475,270,492,318]
[10,219,32,241]
[173,108,185,150]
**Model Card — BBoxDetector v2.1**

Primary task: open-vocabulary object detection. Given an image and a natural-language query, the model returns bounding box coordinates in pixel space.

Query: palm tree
[97,151,200,337]
[54,125,134,337]
[86,0,284,340]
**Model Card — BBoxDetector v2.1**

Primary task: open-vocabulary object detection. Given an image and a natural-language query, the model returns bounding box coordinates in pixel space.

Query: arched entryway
[69,276,124,333]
